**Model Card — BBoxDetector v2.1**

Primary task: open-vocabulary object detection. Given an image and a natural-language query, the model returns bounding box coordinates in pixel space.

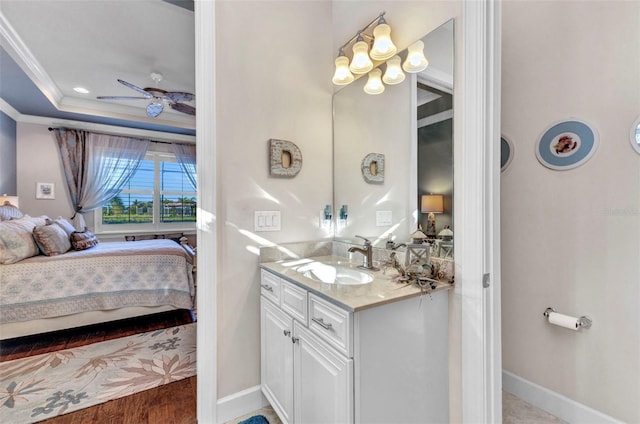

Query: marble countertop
[260,255,453,312]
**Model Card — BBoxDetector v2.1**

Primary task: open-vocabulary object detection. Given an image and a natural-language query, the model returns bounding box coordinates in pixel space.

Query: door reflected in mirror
[333,19,454,258]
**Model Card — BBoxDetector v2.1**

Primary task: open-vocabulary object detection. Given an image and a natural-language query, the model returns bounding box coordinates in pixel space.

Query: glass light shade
[382,55,405,85]
[403,40,429,73]
[332,56,354,85]
[370,23,397,61]
[364,68,385,95]
[350,40,374,74]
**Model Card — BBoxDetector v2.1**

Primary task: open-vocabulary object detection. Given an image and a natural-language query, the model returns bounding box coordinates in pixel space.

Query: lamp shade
[421,194,443,213]
[364,68,385,95]
[403,40,429,73]
[382,55,405,85]
[0,194,19,208]
[350,39,374,74]
[332,55,354,85]
[370,23,397,61]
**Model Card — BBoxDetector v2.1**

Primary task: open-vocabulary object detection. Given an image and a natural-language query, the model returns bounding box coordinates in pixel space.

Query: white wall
[501,1,640,422]
[215,0,334,398]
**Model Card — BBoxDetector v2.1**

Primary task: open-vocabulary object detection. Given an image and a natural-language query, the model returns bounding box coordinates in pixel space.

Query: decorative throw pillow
[0,215,49,264]
[0,205,24,221]
[52,216,76,237]
[70,228,99,251]
[33,224,71,256]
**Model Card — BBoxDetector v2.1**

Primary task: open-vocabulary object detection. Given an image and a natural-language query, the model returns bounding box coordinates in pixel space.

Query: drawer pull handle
[312,317,333,331]
[261,284,274,292]
[283,329,291,337]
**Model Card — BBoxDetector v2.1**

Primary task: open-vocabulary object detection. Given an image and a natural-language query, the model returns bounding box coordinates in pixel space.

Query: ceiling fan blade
[165,91,194,103]
[117,79,153,98]
[170,102,196,116]
[96,96,150,100]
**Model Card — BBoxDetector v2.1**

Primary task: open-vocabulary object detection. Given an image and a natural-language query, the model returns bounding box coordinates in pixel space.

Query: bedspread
[0,239,194,324]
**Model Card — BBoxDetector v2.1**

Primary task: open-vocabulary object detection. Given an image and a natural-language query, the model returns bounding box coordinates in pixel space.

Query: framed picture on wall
[36,182,55,199]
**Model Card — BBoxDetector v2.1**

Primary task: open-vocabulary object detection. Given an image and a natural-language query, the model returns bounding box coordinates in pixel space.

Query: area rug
[0,323,196,423]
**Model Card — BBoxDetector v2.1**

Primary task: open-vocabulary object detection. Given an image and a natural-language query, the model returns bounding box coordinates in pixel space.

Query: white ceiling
[0,0,195,133]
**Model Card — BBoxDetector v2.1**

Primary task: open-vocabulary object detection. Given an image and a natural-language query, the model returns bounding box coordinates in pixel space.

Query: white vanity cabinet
[260,268,449,424]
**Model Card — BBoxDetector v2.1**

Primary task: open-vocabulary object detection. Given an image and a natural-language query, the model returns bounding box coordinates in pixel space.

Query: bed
[0,210,194,340]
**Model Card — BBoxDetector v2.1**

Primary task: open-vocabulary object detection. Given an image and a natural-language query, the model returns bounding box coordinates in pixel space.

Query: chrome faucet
[348,235,379,271]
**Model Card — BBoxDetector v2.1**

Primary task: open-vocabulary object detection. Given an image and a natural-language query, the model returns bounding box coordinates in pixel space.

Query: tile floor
[228,392,566,424]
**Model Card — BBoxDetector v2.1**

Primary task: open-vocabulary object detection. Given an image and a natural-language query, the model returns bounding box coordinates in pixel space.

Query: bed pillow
[70,228,99,251]
[33,223,72,256]
[0,215,49,264]
[0,204,24,221]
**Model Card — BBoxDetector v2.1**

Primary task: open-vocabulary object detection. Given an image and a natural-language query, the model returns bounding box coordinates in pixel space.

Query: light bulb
[370,23,397,61]
[364,68,385,95]
[350,39,373,75]
[332,55,354,85]
[382,55,405,85]
[402,40,429,73]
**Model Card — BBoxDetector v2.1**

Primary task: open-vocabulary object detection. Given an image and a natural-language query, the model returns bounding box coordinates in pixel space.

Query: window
[95,151,196,233]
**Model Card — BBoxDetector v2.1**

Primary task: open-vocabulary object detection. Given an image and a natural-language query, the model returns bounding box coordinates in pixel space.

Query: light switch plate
[376,210,392,226]
[255,211,281,232]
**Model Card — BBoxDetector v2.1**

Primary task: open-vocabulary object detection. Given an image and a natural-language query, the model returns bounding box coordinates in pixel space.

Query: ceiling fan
[97,72,195,117]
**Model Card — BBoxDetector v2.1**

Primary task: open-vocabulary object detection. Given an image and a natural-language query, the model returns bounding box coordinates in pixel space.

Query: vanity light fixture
[403,40,429,73]
[364,68,385,95]
[382,55,405,85]
[333,12,397,84]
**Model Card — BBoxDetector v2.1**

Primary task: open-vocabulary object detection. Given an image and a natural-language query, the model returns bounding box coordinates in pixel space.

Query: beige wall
[16,122,74,219]
[501,1,640,422]
[215,0,334,398]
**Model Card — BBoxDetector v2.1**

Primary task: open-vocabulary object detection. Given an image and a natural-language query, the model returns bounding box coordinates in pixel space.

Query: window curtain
[172,143,197,191]
[53,128,150,230]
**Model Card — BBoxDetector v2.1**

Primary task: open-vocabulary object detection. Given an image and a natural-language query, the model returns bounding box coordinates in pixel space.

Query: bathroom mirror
[333,19,454,256]
[631,116,640,154]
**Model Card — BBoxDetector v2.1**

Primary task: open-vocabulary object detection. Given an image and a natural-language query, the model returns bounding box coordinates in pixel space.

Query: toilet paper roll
[548,312,579,330]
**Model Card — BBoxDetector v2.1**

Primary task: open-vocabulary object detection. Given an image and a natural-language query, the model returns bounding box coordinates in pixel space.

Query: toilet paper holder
[543,307,592,329]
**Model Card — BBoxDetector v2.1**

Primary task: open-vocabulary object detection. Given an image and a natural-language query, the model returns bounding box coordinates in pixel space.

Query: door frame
[460,0,502,422]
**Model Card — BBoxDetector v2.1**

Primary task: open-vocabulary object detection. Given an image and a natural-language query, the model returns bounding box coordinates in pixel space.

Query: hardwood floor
[0,310,197,423]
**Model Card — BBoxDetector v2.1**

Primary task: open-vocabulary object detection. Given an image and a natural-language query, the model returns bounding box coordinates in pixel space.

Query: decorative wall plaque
[361,153,384,184]
[269,139,302,177]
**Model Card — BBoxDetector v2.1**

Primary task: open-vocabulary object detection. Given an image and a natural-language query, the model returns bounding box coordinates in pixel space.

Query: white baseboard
[502,370,624,424]
[217,385,269,424]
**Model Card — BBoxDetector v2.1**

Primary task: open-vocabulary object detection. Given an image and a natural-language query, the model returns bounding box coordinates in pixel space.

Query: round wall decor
[500,135,514,172]
[630,116,640,155]
[535,119,598,170]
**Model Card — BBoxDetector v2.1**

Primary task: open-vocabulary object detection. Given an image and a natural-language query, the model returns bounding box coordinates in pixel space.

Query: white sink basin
[295,262,373,285]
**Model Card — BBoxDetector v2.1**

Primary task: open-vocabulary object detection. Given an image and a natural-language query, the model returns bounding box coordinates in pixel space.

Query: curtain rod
[47,127,185,146]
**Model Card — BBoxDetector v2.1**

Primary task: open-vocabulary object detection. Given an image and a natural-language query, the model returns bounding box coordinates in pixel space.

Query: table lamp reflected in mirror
[420,194,443,238]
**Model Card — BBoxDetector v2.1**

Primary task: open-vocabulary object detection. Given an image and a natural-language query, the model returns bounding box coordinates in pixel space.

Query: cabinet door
[261,298,294,424]
[293,321,353,424]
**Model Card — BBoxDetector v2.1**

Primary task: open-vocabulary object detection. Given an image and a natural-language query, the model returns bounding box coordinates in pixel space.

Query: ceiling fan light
[403,40,429,73]
[146,101,164,118]
[350,39,374,75]
[332,55,355,85]
[370,23,397,61]
[382,55,405,85]
[364,68,385,95]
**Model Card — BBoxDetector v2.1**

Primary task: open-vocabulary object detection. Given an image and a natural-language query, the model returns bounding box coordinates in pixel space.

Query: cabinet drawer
[281,280,308,324]
[261,270,281,304]
[308,294,352,357]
